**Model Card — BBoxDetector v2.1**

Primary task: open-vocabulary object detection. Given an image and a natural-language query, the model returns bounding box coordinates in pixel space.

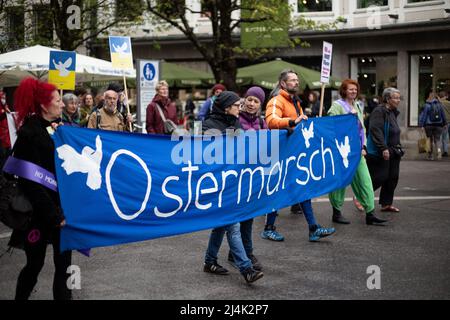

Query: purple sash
[3,156,91,257]
[3,156,58,191]
[336,99,365,147]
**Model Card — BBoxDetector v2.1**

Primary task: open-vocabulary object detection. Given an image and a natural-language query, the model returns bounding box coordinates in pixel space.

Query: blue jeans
[205,223,251,273]
[240,219,253,256]
[300,199,317,228]
[442,125,449,154]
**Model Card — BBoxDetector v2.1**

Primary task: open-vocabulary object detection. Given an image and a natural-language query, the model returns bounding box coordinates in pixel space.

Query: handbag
[155,104,183,135]
[0,172,32,231]
[418,132,430,154]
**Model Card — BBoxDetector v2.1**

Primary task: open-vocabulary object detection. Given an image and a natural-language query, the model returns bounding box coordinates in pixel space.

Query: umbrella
[236,59,341,90]
[160,62,213,87]
[0,45,136,87]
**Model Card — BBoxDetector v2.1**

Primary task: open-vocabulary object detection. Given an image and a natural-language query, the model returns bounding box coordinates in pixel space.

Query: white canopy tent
[0,45,136,87]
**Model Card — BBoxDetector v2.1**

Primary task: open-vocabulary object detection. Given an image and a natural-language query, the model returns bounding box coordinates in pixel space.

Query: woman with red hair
[327,79,387,226]
[9,77,72,300]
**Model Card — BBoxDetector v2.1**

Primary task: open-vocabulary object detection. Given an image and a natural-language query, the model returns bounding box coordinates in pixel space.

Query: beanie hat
[214,91,240,111]
[212,83,227,94]
[245,86,265,104]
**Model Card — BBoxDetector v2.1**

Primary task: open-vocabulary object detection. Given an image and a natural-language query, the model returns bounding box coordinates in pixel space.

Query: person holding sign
[327,79,387,226]
[87,90,132,132]
[10,78,72,300]
[265,69,335,242]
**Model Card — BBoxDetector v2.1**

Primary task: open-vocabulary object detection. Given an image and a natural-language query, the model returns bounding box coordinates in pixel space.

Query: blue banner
[53,114,361,252]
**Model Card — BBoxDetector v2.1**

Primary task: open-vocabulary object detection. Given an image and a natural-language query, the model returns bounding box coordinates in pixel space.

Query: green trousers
[329,157,375,213]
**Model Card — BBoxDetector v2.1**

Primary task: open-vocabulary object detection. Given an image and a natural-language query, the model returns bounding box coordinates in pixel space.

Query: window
[351,55,397,98]
[200,0,212,18]
[33,5,53,46]
[116,0,145,21]
[297,0,332,12]
[6,6,24,50]
[357,0,388,8]
[409,53,450,126]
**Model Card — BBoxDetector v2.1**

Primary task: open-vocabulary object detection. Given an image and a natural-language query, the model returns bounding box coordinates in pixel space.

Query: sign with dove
[48,50,76,90]
[109,36,133,69]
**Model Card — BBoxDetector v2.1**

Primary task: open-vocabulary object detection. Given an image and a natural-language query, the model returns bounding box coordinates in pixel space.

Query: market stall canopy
[0,45,136,87]
[236,59,341,90]
[161,62,213,87]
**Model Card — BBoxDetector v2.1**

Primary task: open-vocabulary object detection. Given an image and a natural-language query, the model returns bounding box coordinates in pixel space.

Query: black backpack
[428,101,443,124]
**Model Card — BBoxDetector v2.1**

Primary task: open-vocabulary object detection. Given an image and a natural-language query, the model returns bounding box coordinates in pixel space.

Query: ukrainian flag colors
[109,36,133,70]
[48,51,76,90]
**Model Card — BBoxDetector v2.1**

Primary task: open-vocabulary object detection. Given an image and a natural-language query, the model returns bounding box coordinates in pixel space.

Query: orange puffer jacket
[265,89,303,129]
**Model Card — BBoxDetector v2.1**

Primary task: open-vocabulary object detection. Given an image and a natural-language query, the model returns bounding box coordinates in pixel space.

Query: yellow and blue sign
[48,50,76,90]
[109,36,133,70]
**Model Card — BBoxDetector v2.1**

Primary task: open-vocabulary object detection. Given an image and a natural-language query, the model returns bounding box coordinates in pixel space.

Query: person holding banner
[202,91,264,284]
[327,79,387,226]
[9,78,72,300]
[224,86,268,271]
[265,69,335,242]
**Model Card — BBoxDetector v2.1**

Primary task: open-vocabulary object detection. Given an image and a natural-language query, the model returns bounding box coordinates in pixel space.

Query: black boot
[332,207,350,224]
[366,211,387,225]
[290,203,303,214]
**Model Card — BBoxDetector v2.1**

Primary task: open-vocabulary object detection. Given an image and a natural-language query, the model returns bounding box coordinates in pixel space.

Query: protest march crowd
[0,66,448,300]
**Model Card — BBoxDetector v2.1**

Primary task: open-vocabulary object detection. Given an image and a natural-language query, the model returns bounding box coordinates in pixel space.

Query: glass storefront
[409,52,450,126]
[350,54,397,100]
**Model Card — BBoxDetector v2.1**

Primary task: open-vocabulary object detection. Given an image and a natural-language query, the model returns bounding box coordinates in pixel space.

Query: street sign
[48,50,76,90]
[137,60,160,133]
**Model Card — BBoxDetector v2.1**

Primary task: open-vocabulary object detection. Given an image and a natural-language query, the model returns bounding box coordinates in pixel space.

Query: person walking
[265,69,335,242]
[145,80,178,134]
[197,84,226,121]
[366,88,403,213]
[202,91,264,284]
[437,91,450,157]
[225,86,268,271]
[79,93,95,127]
[61,93,81,127]
[419,88,447,160]
[10,78,72,300]
[327,79,387,226]
[88,90,133,131]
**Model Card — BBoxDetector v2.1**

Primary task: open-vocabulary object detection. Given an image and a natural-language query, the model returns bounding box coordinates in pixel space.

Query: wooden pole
[123,72,132,132]
[319,83,326,117]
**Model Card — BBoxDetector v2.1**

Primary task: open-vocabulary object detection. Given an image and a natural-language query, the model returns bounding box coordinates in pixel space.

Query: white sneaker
[437,148,442,160]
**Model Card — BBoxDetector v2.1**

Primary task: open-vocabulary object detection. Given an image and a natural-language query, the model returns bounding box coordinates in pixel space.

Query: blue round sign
[143,63,156,81]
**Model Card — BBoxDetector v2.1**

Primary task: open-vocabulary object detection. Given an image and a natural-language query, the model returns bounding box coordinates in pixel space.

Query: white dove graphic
[56,135,103,190]
[335,136,351,168]
[52,57,72,77]
[113,42,128,55]
[301,122,314,148]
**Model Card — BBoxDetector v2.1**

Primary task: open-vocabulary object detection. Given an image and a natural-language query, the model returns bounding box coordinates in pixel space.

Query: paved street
[0,159,449,300]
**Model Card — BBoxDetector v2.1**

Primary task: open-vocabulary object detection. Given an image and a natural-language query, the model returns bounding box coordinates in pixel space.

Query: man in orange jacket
[263,69,335,242]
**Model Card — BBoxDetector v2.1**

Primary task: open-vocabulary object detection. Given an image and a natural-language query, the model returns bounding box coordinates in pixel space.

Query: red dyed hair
[339,79,360,99]
[14,77,57,126]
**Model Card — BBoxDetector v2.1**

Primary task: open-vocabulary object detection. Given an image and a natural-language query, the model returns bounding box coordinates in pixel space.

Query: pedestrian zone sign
[48,50,76,90]
[109,36,133,69]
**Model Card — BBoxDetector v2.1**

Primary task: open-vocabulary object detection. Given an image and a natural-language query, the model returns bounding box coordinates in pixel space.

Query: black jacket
[369,105,401,153]
[13,115,64,229]
[202,105,241,133]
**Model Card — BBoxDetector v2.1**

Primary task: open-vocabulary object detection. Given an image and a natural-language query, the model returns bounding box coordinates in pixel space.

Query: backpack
[428,101,443,124]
